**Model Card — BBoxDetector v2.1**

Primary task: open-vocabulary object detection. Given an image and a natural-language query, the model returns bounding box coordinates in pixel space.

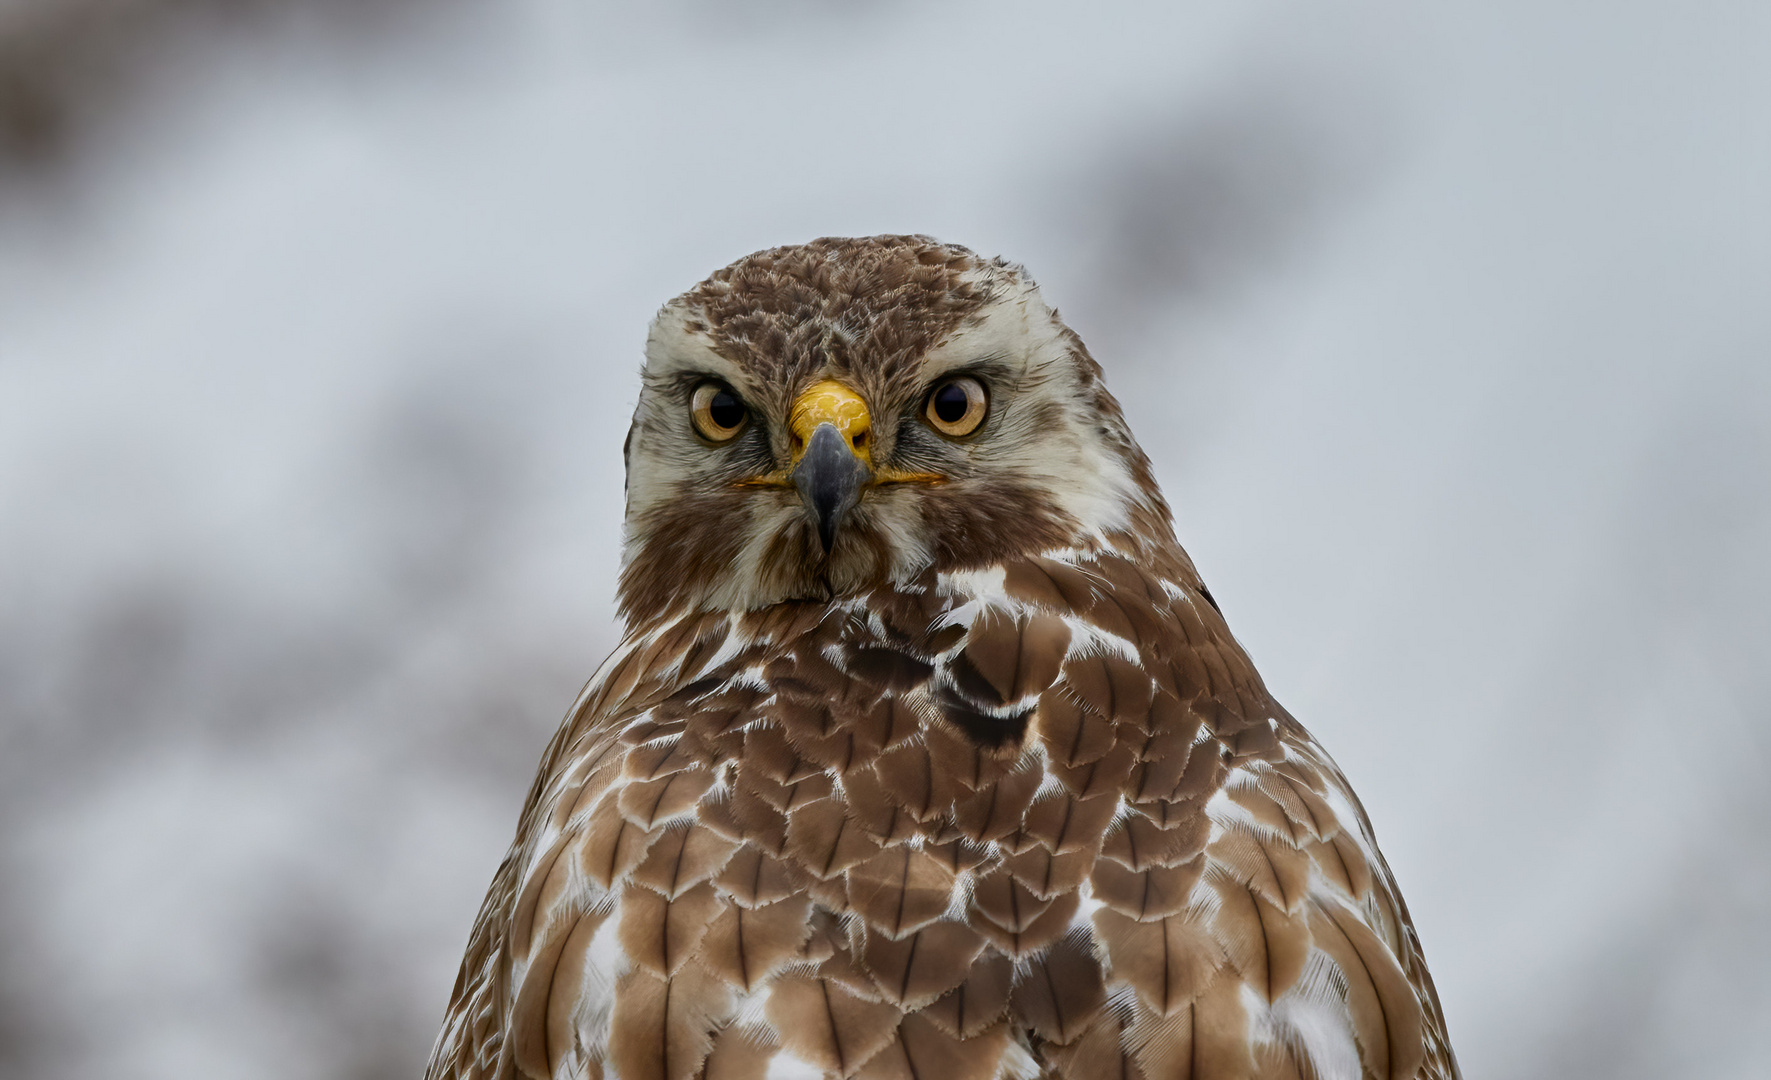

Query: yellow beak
[790,380,872,466]
[780,381,869,552]
[733,380,942,553]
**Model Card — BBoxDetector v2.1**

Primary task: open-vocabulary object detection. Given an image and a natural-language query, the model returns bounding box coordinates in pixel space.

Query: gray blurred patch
[0,0,439,173]
[1052,74,1401,346]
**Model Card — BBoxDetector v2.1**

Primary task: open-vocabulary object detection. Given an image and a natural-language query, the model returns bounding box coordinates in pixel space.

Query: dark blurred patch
[673,0,897,34]
[0,886,54,1080]
[65,587,191,729]
[0,584,196,805]
[1051,77,1398,350]
[0,0,438,174]
[0,0,892,179]
[255,889,424,1080]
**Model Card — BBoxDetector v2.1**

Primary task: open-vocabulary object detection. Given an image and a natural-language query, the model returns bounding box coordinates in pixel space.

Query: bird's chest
[501,552,1292,1078]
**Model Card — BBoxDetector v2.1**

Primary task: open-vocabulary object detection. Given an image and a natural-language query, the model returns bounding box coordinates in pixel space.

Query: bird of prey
[428,236,1459,1080]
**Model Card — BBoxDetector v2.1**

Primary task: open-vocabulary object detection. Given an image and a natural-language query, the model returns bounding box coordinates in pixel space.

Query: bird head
[617,235,1172,625]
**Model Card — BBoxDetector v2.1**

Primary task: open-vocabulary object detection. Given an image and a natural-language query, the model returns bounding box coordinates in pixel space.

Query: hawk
[428,236,1459,1080]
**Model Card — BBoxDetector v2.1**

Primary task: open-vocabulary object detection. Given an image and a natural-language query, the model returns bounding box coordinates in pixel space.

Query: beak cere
[788,380,873,553]
[793,423,870,552]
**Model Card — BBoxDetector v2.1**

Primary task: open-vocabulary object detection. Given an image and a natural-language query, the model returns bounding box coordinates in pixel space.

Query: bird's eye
[924,376,988,437]
[691,382,748,442]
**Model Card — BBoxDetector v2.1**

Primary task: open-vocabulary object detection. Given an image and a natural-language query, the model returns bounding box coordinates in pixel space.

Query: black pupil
[707,389,744,430]
[933,382,971,424]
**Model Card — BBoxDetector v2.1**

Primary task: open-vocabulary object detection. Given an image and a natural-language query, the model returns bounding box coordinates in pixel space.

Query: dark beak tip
[792,423,869,555]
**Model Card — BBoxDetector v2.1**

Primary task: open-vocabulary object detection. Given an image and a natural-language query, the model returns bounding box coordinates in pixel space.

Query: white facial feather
[920,271,1144,541]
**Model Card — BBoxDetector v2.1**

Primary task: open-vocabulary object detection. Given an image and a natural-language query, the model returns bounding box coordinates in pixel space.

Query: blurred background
[0,1,1765,1077]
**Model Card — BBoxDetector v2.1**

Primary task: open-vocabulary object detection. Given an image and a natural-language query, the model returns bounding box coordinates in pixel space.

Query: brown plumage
[428,236,1461,1080]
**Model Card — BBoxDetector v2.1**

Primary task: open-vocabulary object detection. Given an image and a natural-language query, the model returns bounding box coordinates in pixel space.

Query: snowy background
[1,2,1766,1077]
